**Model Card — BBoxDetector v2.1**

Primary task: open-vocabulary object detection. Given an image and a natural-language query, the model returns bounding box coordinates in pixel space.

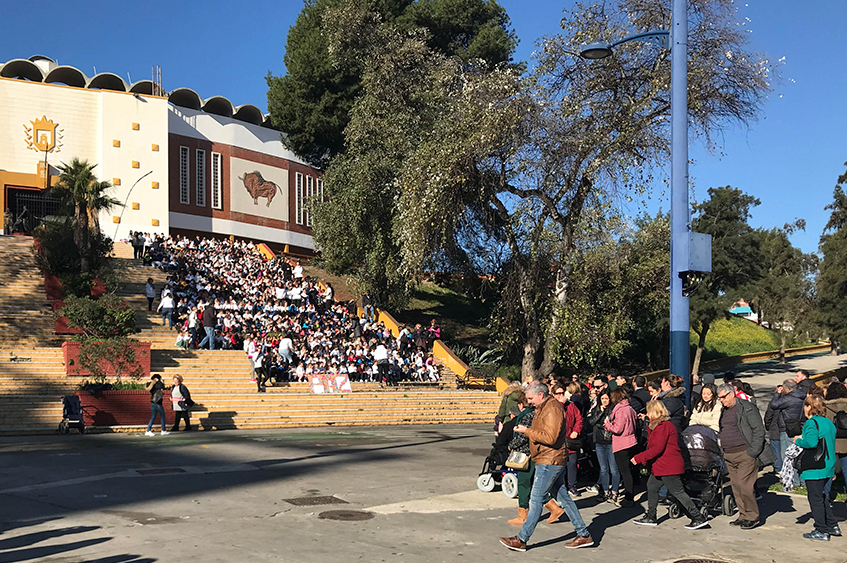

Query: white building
[0,55,319,254]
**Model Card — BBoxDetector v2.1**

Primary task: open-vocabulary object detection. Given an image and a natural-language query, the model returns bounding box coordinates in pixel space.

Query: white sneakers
[160,431,170,435]
[145,430,170,436]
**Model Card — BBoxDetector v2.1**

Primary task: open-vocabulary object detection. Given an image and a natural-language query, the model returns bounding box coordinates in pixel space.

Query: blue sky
[3,0,845,253]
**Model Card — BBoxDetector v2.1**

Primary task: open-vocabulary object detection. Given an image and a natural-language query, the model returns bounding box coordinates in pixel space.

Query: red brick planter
[76,389,173,427]
[53,300,84,335]
[63,340,151,377]
[45,274,108,301]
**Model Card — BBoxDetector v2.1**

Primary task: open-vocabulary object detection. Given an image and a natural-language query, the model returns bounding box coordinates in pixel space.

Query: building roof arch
[87,72,128,92]
[1,59,44,82]
[233,104,264,126]
[169,87,203,110]
[129,80,156,95]
[44,65,88,88]
[202,95,234,118]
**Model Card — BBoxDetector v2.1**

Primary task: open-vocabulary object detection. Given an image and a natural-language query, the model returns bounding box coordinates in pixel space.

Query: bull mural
[239,171,283,207]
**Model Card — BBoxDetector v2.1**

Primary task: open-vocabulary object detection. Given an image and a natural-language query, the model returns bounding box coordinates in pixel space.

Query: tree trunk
[74,203,90,273]
[691,322,709,376]
[832,340,839,356]
[778,327,786,364]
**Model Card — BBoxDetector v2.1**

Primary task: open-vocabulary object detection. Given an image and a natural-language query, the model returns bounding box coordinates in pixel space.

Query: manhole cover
[283,495,349,506]
[136,468,186,475]
[675,559,728,563]
[318,510,374,521]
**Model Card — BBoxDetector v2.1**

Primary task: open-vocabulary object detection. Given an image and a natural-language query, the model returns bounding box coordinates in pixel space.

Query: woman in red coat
[631,400,709,530]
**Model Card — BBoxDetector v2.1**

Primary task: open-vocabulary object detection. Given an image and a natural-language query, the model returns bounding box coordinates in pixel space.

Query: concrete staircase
[0,241,500,435]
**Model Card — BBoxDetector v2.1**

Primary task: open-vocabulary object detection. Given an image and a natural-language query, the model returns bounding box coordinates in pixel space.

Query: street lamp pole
[668,0,691,403]
[581,0,702,405]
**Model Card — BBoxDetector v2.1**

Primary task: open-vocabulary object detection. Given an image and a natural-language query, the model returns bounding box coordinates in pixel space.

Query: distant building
[0,55,319,254]
[729,299,759,324]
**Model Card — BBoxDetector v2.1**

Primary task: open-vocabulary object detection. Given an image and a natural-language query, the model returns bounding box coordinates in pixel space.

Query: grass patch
[691,316,810,362]
[396,282,492,348]
[769,483,847,502]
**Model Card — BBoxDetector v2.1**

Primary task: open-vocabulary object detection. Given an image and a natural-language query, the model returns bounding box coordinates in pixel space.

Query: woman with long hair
[689,383,721,433]
[604,387,637,506]
[588,389,620,502]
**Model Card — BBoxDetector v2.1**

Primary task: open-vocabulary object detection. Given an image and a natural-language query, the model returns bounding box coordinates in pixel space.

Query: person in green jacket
[794,394,839,541]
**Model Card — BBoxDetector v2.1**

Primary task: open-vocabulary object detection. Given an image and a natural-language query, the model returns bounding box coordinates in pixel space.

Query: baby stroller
[477,441,520,498]
[667,425,735,519]
[58,395,85,434]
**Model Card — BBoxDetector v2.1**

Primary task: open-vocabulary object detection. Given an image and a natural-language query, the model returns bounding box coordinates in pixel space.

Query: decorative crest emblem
[24,116,63,153]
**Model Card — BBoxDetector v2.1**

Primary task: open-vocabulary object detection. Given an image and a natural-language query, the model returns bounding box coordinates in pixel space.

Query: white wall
[99,92,169,241]
[0,78,101,175]
[169,211,315,249]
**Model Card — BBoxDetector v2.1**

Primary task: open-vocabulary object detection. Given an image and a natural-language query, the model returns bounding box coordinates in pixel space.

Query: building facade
[0,55,318,254]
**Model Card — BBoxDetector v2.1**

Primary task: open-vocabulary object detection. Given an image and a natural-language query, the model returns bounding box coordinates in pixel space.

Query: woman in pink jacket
[604,387,638,507]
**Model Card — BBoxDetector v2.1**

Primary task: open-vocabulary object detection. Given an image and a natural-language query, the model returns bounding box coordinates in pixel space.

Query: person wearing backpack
[824,381,847,503]
[770,378,806,487]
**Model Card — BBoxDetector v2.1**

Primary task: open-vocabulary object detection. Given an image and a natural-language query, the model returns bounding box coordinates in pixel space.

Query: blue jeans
[595,443,620,494]
[198,326,215,350]
[519,464,589,542]
[147,403,166,432]
[780,432,802,486]
[770,438,783,473]
[823,453,847,499]
[161,307,173,329]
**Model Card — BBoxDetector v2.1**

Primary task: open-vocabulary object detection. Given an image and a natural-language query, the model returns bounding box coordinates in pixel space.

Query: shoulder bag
[794,419,827,473]
[505,450,530,471]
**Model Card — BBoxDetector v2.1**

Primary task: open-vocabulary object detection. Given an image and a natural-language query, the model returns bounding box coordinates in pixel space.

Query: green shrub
[494,364,522,381]
[60,273,95,298]
[32,219,80,276]
[60,294,137,338]
[691,317,782,361]
[76,337,144,385]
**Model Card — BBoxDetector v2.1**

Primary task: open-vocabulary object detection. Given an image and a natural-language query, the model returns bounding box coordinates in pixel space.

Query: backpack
[834,411,847,439]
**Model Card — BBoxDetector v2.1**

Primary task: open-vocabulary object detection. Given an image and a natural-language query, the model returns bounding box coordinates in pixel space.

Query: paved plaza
[1,353,847,563]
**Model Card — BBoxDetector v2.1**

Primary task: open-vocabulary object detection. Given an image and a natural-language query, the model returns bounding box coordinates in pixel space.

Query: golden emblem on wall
[24,116,63,153]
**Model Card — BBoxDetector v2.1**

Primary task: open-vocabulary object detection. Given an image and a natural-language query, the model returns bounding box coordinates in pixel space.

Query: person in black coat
[630,375,652,416]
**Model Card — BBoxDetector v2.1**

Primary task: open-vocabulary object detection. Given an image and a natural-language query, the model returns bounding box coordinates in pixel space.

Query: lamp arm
[113,170,153,241]
[610,30,670,51]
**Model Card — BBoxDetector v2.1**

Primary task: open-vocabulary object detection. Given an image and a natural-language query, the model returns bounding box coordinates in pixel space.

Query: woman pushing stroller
[631,400,710,530]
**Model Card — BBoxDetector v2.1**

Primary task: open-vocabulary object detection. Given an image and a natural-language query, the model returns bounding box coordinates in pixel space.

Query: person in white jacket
[688,384,721,433]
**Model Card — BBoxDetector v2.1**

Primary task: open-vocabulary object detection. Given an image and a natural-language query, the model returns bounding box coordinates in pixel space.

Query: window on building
[295,172,304,225]
[317,178,324,202]
[179,146,190,204]
[306,176,314,227]
[196,149,206,207]
[211,152,222,210]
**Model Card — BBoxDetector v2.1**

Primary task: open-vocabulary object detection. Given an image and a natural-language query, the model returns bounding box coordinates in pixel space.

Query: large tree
[316,0,772,380]
[689,187,763,374]
[817,166,847,354]
[266,0,518,169]
[750,223,816,363]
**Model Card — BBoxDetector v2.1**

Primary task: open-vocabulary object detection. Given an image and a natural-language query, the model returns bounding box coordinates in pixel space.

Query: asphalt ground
[1,352,846,563]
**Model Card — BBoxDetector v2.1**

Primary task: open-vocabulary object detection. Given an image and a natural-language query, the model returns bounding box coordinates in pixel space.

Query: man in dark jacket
[197,303,218,350]
[630,375,652,415]
[717,383,774,529]
[499,381,593,552]
[770,378,805,486]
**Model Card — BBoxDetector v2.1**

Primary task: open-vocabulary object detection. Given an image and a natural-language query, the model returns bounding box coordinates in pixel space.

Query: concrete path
[1,353,846,563]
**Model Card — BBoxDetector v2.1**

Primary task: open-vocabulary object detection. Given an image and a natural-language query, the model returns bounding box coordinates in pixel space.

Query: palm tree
[52,159,122,273]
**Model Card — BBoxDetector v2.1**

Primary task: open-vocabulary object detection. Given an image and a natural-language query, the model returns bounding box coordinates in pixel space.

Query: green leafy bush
[60,294,137,338]
[690,317,783,361]
[75,337,144,385]
[60,273,94,298]
[494,364,522,381]
[32,218,114,276]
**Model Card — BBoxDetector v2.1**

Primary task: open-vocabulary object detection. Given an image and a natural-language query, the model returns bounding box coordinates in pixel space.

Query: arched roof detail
[169,87,203,110]
[1,59,44,81]
[233,104,264,125]
[87,72,127,92]
[44,66,88,88]
[202,96,234,117]
[129,80,155,95]
[262,114,276,129]
[28,55,56,64]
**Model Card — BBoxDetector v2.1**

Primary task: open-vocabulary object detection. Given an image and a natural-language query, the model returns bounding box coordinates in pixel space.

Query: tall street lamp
[581,1,710,405]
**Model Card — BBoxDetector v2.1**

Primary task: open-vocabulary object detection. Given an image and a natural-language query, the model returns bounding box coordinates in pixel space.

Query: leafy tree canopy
[818,167,847,349]
[266,0,518,169]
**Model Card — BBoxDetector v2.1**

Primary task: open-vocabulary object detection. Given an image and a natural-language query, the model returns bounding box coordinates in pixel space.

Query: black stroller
[476,441,520,498]
[667,425,736,519]
[58,395,85,434]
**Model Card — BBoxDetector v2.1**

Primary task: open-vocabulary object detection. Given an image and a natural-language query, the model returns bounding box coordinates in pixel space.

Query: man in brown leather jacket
[499,380,594,552]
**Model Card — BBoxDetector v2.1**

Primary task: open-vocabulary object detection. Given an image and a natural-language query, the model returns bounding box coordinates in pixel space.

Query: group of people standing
[495,368,846,551]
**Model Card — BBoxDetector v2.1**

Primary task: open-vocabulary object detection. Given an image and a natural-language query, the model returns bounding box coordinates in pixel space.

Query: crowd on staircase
[134,233,442,389]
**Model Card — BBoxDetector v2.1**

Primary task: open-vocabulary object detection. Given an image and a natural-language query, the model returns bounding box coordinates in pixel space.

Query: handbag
[794,419,827,473]
[834,411,847,439]
[505,450,530,471]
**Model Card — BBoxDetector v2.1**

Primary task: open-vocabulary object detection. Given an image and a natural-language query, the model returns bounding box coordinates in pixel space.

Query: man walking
[198,303,218,350]
[499,381,594,552]
[717,383,774,529]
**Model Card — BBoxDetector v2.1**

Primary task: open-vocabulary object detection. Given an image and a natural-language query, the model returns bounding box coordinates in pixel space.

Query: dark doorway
[5,186,66,234]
